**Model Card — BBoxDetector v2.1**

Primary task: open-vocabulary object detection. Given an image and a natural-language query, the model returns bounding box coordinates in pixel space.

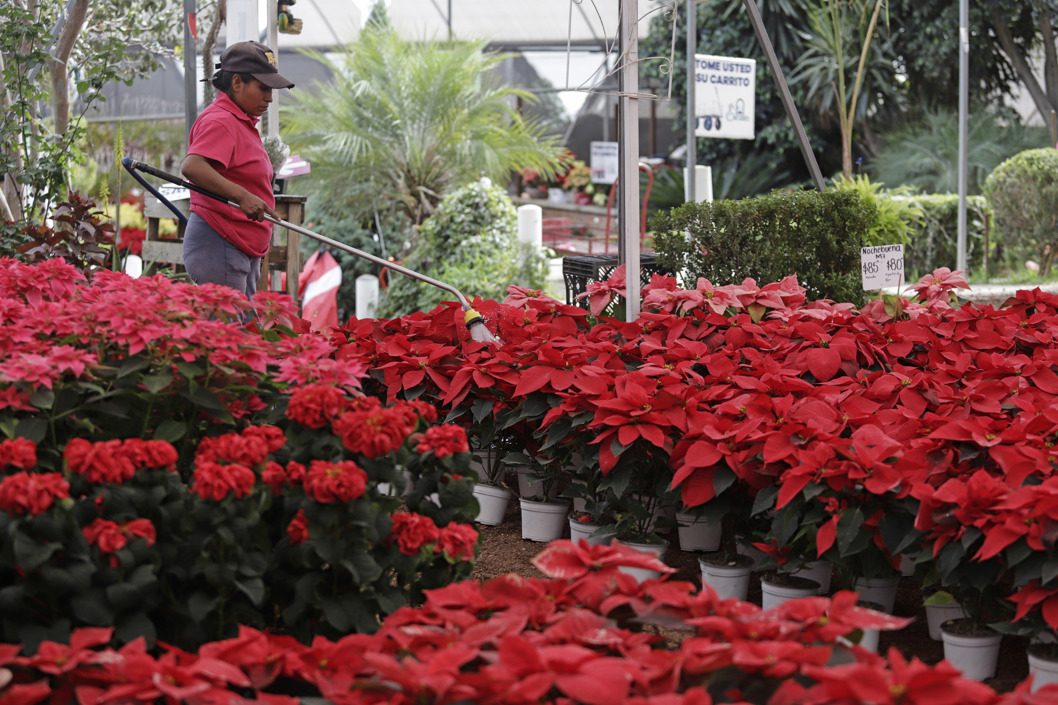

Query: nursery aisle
[468,499,1032,693]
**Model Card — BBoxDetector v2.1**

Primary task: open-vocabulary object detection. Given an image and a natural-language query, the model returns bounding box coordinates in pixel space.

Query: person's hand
[236,192,276,222]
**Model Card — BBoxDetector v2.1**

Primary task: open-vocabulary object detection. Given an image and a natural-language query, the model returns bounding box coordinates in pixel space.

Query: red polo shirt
[187,92,274,257]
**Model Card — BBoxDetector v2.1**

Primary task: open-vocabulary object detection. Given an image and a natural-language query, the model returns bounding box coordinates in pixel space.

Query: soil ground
[468,499,1031,693]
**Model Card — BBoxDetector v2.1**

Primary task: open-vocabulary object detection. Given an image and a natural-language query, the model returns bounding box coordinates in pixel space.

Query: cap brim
[254,72,294,89]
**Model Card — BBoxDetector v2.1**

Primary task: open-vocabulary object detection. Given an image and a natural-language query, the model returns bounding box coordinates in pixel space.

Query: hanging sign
[590,141,619,184]
[694,54,756,140]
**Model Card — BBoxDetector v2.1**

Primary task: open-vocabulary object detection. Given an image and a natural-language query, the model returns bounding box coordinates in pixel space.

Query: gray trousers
[183,213,262,299]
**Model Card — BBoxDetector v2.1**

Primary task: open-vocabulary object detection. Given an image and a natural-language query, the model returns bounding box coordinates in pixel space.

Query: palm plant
[868,108,1051,195]
[790,0,898,177]
[282,25,565,249]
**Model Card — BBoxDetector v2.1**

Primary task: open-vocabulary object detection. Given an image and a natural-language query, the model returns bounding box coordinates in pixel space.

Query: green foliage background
[379,179,549,317]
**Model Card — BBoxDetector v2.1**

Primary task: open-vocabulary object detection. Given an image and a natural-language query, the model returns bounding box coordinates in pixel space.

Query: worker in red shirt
[181,41,294,300]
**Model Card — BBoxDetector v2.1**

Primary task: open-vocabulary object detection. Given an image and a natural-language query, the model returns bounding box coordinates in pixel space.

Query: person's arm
[181,153,277,222]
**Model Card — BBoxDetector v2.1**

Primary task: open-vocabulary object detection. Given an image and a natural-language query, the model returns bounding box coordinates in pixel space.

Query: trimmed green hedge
[651,189,870,305]
[902,194,991,279]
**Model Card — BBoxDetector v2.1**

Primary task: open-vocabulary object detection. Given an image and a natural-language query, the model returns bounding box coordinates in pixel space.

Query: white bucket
[940,624,1002,681]
[519,498,569,542]
[472,483,512,526]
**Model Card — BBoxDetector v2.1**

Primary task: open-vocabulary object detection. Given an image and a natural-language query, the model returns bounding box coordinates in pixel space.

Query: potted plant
[912,471,1017,681]
[468,435,517,526]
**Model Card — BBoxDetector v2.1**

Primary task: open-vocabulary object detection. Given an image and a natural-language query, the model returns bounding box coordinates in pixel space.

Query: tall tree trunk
[201,0,226,106]
[990,10,1057,124]
[1039,1,1058,132]
[46,0,88,136]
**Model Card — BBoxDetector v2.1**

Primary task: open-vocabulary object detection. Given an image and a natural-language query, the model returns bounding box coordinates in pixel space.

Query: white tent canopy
[387,0,669,48]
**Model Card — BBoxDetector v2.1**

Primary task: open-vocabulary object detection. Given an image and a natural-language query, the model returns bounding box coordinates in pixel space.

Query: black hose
[121,158,188,226]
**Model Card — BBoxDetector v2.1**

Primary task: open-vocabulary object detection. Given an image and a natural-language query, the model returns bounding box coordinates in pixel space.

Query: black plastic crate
[563,253,669,314]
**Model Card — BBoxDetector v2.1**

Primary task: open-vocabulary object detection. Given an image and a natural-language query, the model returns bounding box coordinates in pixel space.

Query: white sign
[861,244,905,290]
[590,141,619,184]
[694,55,756,140]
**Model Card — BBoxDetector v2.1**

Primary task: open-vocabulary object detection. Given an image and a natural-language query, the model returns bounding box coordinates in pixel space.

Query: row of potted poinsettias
[2,252,1058,696]
[4,539,1052,705]
[329,266,1058,660]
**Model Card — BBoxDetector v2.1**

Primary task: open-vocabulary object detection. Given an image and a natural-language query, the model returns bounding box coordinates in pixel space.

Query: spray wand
[121,158,501,345]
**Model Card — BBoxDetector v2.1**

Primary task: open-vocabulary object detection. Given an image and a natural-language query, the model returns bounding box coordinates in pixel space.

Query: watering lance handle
[120,158,472,310]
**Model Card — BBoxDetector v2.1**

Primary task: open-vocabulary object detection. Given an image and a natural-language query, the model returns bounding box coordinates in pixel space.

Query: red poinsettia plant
[5,539,1050,705]
[0,259,481,652]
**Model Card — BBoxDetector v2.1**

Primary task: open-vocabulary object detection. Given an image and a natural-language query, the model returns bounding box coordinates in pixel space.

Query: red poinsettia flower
[0,471,69,516]
[83,517,156,554]
[0,437,36,470]
[286,509,310,545]
[416,424,470,458]
[303,459,368,503]
[389,512,441,555]
[435,522,478,562]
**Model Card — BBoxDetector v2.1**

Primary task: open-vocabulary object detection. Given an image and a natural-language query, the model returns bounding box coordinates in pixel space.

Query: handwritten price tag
[861,245,904,290]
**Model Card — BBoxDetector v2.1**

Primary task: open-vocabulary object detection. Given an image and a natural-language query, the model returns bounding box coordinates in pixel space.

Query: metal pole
[619,0,641,320]
[957,0,968,271]
[742,0,825,192]
[267,0,279,140]
[183,0,198,148]
[686,0,697,202]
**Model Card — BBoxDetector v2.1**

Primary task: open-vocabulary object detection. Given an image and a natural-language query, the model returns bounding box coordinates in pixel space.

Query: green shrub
[983,148,1058,276]
[379,178,549,316]
[832,174,922,247]
[902,194,992,279]
[651,189,870,305]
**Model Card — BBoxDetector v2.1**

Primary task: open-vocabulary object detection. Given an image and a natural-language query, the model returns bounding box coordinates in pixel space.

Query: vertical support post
[619,0,641,321]
[267,0,279,140]
[686,0,697,203]
[183,0,197,148]
[957,0,969,271]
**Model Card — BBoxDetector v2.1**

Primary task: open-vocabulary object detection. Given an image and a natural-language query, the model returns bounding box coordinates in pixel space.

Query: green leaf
[29,388,54,410]
[878,512,918,555]
[1005,540,1034,569]
[339,552,383,584]
[152,420,186,442]
[835,507,867,557]
[116,356,152,379]
[41,561,94,594]
[0,585,25,615]
[935,543,967,583]
[375,586,406,614]
[115,612,155,646]
[234,577,266,606]
[924,590,956,607]
[751,483,778,516]
[14,530,60,572]
[76,80,90,93]
[1042,558,1058,587]
[188,591,220,622]
[14,417,48,444]
[142,374,174,394]
[321,597,352,631]
[127,563,158,589]
[106,582,142,609]
[71,590,116,626]
[174,360,205,379]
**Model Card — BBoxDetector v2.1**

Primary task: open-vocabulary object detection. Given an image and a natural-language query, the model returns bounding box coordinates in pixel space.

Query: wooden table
[143,193,305,300]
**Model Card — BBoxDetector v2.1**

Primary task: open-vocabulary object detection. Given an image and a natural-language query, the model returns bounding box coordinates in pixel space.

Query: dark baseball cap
[218,41,294,89]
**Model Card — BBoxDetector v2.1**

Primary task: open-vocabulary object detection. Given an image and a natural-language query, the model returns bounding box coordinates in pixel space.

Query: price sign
[861,244,904,290]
